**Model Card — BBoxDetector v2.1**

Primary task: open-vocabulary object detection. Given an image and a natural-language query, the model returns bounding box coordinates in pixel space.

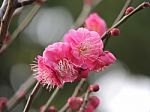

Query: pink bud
[88,84,100,92]
[0,97,8,112]
[143,2,150,8]
[40,105,45,112]
[110,28,120,36]
[88,96,100,109]
[84,105,94,112]
[85,13,107,36]
[125,7,134,15]
[68,97,83,110]
[48,106,57,112]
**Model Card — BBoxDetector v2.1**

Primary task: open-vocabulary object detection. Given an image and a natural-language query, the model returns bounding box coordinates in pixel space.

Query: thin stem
[6,76,36,111]
[23,82,40,112]
[59,79,86,112]
[0,3,42,54]
[42,87,60,112]
[79,90,90,112]
[101,2,150,41]
[0,0,15,46]
[104,0,132,49]
[113,0,132,25]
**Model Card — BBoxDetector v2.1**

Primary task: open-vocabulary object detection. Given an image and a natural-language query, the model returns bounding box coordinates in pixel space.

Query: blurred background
[0,0,150,111]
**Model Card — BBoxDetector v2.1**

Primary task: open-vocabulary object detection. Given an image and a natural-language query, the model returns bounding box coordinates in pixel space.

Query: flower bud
[125,7,134,15]
[143,2,150,8]
[88,84,100,92]
[68,97,83,110]
[110,28,120,36]
[40,105,45,112]
[0,97,8,112]
[48,106,57,112]
[88,96,100,109]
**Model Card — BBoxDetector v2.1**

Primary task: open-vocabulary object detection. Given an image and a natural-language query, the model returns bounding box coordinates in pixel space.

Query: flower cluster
[33,13,116,88]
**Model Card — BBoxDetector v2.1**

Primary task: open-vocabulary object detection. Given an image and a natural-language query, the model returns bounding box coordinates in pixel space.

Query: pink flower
[64,28,103,70]
[35,56,62,88]
[68,97,83,110]
[0,97,8,112]
[92,51,116,72]
[85,13,107,36]
[35,42,79,88]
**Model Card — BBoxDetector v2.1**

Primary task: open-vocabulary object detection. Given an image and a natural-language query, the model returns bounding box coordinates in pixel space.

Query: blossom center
[58,59,74,76]
[78,41,90,56]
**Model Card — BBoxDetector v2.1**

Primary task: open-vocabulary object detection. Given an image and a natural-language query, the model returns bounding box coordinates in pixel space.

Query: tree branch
[103,0,132,48]
[0,0,15,47]
[102,1,150,41]
[23,82,40,112]
[0,1,43,54]
[0,0,8,20]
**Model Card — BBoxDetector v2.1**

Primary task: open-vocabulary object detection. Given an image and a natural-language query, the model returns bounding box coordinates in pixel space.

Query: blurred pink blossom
[85,13,107,36]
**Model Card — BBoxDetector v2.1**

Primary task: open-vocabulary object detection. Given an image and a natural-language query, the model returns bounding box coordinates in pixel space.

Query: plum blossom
[34,28,116,88]
[64,28,103,70]
[35,42,79,88]
[85,13,107,36]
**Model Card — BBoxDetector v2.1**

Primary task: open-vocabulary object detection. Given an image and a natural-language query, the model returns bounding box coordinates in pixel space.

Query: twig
[113,0,132,25]
[101,1,150,41]
[6,76,36,111]
[104,0,132,48]
[23,82,40,112]
[42,87,60,112]
[0,2,42,54]
[78,90,90,112]
[0,0,8,20]
[59,79,86,112]
[0,0,15,46]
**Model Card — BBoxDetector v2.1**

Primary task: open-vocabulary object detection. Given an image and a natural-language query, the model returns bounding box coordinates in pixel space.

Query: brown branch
[0,1,43,54]
[113,0,132,25]
[59,79,86,112]
[0,0,8,20]
[102,1,150,41]
[0,0,15,46]
[78,90,90,112]
[103,0,132,49]
[23,82,40,112]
